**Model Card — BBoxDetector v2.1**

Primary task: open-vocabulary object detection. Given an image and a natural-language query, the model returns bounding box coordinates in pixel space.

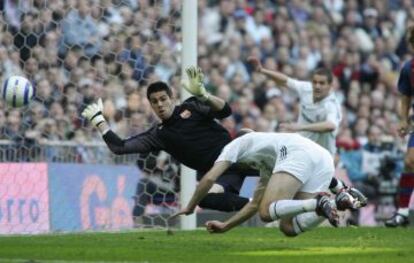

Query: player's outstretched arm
[206,175,268,233]
[247,56,289,87]
[279,121,336,133]
[82,98,163,154]
[170,161,231,218]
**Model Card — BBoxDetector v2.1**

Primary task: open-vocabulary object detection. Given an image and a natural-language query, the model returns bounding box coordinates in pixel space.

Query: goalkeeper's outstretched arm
[183,66,226,112]
[102,127,163,154]
[204,93,226,112]
[82,99,163,154]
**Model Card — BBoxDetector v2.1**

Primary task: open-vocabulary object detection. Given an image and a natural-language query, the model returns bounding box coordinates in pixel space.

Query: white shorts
[273,148,334,193]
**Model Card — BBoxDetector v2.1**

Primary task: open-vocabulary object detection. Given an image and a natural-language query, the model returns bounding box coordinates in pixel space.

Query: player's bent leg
[315,193,339,227]
[279,213,327,237]
[258,171,303,222]
[279,192,329,237]
[279,218,299,237]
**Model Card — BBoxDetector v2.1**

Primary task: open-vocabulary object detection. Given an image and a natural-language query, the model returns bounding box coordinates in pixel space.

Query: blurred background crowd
[0,0,412,224]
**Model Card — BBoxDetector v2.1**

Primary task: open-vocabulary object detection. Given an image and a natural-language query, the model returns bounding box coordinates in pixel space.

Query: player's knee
[279,221,298,237]
[258,203,272,222]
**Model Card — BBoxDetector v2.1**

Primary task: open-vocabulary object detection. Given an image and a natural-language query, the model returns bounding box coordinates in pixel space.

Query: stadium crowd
[0,0,412,224]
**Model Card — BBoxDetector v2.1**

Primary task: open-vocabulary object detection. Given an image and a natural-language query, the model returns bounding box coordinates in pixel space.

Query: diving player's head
[311,68,333,102]
[147,81,175,121]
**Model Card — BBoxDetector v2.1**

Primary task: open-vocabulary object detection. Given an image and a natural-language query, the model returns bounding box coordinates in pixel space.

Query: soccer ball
[1,75,35,107]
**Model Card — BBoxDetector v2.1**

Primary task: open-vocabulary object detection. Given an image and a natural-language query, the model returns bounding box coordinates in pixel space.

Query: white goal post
[180,0,198,230]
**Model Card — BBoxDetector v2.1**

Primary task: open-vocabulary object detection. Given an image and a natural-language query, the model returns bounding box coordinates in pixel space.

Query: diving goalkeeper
[82,67,251,212]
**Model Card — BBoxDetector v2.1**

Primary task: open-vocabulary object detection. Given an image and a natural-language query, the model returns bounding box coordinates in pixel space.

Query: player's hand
[398,120,410,137]
[169,206,195,219]
[279,122,301,132]
[183,66,209,101]
[205,220,229,233]
[247,56,263,72]
[81,98,106,128]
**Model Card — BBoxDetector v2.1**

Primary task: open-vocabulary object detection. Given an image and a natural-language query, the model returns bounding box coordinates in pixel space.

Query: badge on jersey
[180,109,192,119]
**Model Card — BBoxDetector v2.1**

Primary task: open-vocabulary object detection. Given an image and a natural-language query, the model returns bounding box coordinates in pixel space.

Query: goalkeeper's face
[149,91,174,120]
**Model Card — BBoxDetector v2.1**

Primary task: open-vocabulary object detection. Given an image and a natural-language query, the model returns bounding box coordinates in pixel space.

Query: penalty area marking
[232,247,400,256]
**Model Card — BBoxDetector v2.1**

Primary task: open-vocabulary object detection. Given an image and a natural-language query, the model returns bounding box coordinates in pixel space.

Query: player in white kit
[248,57,367,210]
[173,132,339,236]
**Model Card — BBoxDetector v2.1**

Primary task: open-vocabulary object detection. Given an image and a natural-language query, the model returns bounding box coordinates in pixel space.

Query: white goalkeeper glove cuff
[90,113,106,127]
[82,98,107,128]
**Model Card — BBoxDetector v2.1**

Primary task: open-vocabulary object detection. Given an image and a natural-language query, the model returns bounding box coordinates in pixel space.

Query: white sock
[268,199,317,220]
[398,208,409,217]
[292,212,325,234]
[330,179,345,194]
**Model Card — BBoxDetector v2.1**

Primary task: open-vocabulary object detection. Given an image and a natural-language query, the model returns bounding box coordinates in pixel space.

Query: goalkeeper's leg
[198,171,250,212]
[199,192,249,212]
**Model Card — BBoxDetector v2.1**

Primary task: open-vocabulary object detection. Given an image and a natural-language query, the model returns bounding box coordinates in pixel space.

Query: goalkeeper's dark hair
[146,81,172,100]
[312,68,333,84]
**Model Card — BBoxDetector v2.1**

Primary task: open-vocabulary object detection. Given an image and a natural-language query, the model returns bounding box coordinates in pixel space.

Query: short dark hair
[146,81,172,100]
[312,68,333,84]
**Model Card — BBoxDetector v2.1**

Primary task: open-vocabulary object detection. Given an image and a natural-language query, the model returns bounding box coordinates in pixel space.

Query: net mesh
[0,0,182,234]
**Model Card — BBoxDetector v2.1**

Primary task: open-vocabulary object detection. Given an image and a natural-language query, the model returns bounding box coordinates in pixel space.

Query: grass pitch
[0,227,413,263]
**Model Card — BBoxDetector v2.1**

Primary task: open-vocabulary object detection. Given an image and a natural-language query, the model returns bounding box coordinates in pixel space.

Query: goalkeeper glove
[81,98,106,128]
[183,66,209,101]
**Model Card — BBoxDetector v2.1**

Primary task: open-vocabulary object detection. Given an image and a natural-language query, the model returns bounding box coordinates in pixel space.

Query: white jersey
[217,132,330,168]
[217,132,333,192]
[286,78,342,156]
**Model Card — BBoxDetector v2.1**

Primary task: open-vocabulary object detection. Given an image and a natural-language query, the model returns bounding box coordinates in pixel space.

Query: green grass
[0,227,413,263]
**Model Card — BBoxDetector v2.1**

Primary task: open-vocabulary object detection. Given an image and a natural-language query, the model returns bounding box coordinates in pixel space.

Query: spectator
[59,0,101,57]
[118,33,147,82]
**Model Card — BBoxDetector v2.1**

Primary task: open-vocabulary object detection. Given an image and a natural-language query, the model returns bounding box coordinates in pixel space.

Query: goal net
[0,0,183,234]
